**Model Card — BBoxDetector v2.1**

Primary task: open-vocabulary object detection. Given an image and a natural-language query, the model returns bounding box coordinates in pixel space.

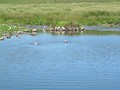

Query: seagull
[64,40,68,43]
[33,42,39,45]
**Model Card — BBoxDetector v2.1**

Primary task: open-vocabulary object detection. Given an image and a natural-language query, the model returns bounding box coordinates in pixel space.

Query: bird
[64,40,68,43]
[33,42,39,45]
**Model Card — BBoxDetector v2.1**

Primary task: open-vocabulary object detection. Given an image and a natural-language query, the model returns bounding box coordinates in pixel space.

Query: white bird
[33,42,39,45]
[64,40,68,43]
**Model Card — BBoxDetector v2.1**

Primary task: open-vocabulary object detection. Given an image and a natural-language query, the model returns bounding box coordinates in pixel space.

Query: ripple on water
[0,33,120,90]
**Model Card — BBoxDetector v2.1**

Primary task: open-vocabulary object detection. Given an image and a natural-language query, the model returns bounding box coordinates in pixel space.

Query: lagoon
[0,32,120,90]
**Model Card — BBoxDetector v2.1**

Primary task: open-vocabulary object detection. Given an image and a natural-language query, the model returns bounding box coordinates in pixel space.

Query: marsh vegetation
[0,0,120,37]
[0,0,120,25]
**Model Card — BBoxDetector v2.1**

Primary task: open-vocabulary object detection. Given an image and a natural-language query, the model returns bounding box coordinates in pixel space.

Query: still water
[0,32,120,90]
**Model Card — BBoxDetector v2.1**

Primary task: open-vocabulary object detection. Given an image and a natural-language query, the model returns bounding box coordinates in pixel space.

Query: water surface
[0,32,120,90]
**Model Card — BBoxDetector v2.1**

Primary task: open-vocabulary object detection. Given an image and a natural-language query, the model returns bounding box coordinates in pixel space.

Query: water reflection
[49,30,120,36]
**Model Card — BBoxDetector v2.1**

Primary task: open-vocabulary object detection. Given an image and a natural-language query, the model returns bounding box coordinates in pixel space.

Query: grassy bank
[0,0,120,4]
[0,1,120,26]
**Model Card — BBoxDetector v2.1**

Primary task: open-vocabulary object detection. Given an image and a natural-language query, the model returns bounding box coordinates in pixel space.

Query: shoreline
[0,24,120,40]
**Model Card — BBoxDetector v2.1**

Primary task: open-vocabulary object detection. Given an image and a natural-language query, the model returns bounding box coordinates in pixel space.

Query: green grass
[0,0,119,4]
[0,0,120,27]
